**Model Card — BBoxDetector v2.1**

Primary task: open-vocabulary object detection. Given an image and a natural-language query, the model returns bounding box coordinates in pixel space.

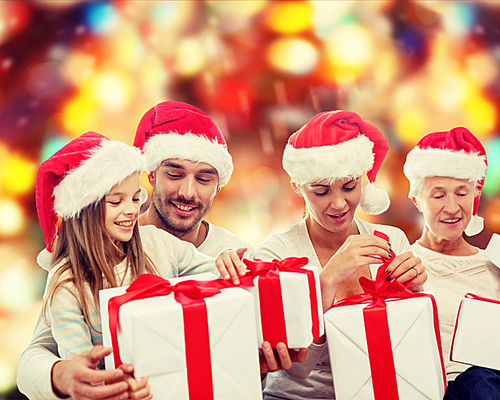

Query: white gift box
[451,295,500,370]
[243,264,324,349]
[100,274,262,400]
[325,296,446,400]
[484,233,500,267]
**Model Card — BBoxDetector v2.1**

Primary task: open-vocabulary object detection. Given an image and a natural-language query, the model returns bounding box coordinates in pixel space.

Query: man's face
[149,158,219,235]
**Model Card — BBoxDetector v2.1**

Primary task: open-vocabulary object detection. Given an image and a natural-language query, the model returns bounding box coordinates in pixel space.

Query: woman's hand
[320,234,392,310]
[215,247,247,285]
[385,250,427,292]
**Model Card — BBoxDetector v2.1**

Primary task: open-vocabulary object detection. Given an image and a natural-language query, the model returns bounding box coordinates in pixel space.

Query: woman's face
[413,176,474,242]
[298,176,361,234]
[104,172,141,247]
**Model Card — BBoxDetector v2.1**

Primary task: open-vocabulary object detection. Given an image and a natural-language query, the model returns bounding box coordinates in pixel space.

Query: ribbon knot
[243,257,308,276]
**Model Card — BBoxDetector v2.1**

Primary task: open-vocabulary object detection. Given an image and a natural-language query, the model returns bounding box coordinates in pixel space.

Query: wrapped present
[239,257,324,349]
[451,293,500,370]
[484,233,500,267]
[324,231,446,400]
[100,274,262,400]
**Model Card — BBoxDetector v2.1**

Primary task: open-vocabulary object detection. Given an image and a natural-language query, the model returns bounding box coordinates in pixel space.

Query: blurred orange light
[266,1,313,34]
[90,71,135,112]
[267,37,318,75]
[395,109,428,146]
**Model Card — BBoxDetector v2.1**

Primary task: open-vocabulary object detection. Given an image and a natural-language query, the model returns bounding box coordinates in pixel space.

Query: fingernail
[385,268,391,274]
[386,276,392,282]
[233,278,240,285]
[262,342,271,351]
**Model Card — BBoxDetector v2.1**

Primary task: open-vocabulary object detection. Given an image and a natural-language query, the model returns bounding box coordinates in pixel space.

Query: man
[17,101,303,400]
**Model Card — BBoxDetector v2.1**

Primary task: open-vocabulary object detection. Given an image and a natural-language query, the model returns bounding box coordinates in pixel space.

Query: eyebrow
[106,189,141,197]
[162,161,217,175]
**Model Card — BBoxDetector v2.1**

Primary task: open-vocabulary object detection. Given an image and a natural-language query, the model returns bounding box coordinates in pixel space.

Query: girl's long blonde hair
[43,197,158,332]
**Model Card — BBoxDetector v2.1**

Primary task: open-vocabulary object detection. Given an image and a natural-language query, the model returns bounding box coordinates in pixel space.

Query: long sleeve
[17,310,64,400]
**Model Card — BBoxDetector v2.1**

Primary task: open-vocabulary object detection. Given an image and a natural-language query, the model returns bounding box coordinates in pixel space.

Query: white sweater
[411,242,500,381]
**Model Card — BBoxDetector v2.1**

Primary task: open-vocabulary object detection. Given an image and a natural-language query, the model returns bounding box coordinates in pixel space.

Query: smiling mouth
[116,221,134,227]
[173,202,196,212]
[442,218,461,224]
[330,211,348,219]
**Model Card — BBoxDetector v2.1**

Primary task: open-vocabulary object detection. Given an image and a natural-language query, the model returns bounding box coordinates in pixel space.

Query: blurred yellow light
[466,52,498,86]
[61,93,98,136]
[90,71,135,112]
[207,0,268,17]
[267,37,318,75]
[395,109,428,146]
[0,199,24,237]
[175,36,208,77]
[325,23,374,82]
[1,154,36,195]
[0,357,15,395]
[138,55,169,98]
[267,1,313,34]
[63,51,96,85]
[109,24,144,69]
[463,94,496,139]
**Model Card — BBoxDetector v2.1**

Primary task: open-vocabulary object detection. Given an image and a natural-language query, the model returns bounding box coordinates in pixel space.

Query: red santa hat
[133,101,233,187]
[403,127,488,236]
[36,131,146,252]
[283,110,390,214]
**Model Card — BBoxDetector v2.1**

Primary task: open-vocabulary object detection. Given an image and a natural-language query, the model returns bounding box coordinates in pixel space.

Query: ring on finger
[412,265,419,278]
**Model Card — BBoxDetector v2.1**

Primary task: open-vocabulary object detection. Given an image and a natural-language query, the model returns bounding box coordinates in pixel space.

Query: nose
[178,176,196,199]
[329,193,347,211]
[444,195,459,214]
[124,199,139,216]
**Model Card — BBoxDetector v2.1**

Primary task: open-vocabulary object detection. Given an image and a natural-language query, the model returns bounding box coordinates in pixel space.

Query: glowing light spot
[64,51,96,85]
[325,23,374,83]
[483,138,500,196]
[84,1,119,34]
[267,38,318,75]
[0,199,24,237]
[442,3,475,36]
[395,109,428,146]
[40,136,70,162]
[267,1,313,34]
[0,265,34,311]
[175,36,208,77]
[90,71,135,112]
[1,155,36,195]
[61,94,97,136]
[462,94,496,138]
[0,357,15,395]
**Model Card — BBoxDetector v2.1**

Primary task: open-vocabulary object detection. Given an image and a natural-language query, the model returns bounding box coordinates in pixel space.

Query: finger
[229,251,246,276]
[87,346,112,365]
[236,247,247,260]
[70,380,129,400]
[276,343,293,370]
[127,375,148,392]
[261,342,279,372]
[290,347,309,363]
[118,363,134,375]
[215,256,231,280]
[79,367,125,386]
[128,377,150,399]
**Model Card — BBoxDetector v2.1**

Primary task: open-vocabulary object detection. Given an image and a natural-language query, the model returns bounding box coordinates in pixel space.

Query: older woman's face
[413,176,474,242]
[298,177,361,234]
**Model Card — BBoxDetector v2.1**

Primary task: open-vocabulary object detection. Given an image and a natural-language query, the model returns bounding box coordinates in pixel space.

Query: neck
[305,215,358,254]
[417,228,478,256]
[139,207,208,248]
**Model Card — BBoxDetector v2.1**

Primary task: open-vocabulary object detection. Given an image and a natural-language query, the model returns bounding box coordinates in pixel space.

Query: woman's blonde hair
[43,197,157,332]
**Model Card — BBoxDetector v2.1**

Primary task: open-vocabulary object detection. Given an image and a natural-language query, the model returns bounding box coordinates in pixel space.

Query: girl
[256,111,428,399]
[37,132,243,397]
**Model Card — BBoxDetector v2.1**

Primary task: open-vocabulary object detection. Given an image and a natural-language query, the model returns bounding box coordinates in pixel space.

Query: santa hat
[36,131,146,252]
[133,101,233,187]
[283,110,390,214]
[403,127,488,236]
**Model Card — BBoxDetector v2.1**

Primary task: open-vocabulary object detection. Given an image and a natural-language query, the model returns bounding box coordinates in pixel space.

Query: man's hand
[51,346,130,400]
[259,341,308,374]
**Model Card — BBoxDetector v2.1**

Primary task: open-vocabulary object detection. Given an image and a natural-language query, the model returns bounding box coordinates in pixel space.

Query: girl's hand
[117,364,152,400]
[215,247,247,284]
[385,250,427,292]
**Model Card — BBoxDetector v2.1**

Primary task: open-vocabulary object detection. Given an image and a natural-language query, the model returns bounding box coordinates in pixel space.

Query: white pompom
[359,183,390,215]
[465,215,484,237]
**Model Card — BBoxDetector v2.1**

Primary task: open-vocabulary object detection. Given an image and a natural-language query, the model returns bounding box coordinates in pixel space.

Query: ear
[291,181,303,197]
[148,171,155,186]
[411,196,422,212]
[216,186,221,195]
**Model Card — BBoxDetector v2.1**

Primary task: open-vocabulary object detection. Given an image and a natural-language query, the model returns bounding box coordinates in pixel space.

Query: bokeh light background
[1,1,500,397]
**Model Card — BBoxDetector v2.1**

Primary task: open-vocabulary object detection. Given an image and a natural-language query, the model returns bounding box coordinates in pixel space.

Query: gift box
[324,265,446,400]
[240,257,324,349]
[100,274,262,400]
[484,233,500,267]
[451,293,500,370]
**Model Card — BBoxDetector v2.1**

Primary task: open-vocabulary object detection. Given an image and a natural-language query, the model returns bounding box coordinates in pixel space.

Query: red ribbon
[332,231,446,399]
[107,274,221,400]
[240,257,320,347]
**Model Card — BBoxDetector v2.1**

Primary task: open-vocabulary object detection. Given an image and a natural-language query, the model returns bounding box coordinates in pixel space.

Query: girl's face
[104,172,141,247]
[298,176,361,234]
[413,176,474,243]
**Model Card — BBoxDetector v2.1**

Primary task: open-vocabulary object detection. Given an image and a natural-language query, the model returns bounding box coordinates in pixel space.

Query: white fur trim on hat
[359,182,390,214]
[283,135,374,185]
[54,141,145,219]
[142,132,233,187]
[465,215,484,237]
[404,147,487,183]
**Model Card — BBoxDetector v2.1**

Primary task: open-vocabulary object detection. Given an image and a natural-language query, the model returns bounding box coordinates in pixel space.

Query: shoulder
[355,218,410,252]
[139,225,182,248]
[256,221,304,260]
[200,223,255,258]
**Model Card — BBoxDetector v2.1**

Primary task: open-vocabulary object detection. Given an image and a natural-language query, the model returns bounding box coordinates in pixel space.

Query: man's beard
[152,192,210,235]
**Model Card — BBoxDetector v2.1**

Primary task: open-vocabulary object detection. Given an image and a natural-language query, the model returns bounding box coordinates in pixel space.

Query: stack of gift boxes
[99,233,500,400]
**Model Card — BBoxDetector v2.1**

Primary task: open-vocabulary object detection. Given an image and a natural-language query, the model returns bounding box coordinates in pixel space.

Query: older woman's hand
[385,250,426,292]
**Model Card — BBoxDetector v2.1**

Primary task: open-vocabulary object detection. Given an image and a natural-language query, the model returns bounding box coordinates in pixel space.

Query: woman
[256,110,427,399]
[404,127,500,400]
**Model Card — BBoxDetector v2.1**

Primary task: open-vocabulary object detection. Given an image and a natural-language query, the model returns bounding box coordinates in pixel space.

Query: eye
[167,172,181,179]
[343,182,357,191]
[108,201,121,205]
[314,191,328,196]
[133,197,141,203]
[197,177,212,183]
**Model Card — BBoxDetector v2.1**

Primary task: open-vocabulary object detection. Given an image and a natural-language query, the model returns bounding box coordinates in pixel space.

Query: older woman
[404,127,500,400]
[256,110,427,399]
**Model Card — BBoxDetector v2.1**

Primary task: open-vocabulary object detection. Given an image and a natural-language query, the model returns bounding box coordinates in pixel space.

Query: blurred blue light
[483,137,500,196]
[40,136,70,163]
[83,1,117,34]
